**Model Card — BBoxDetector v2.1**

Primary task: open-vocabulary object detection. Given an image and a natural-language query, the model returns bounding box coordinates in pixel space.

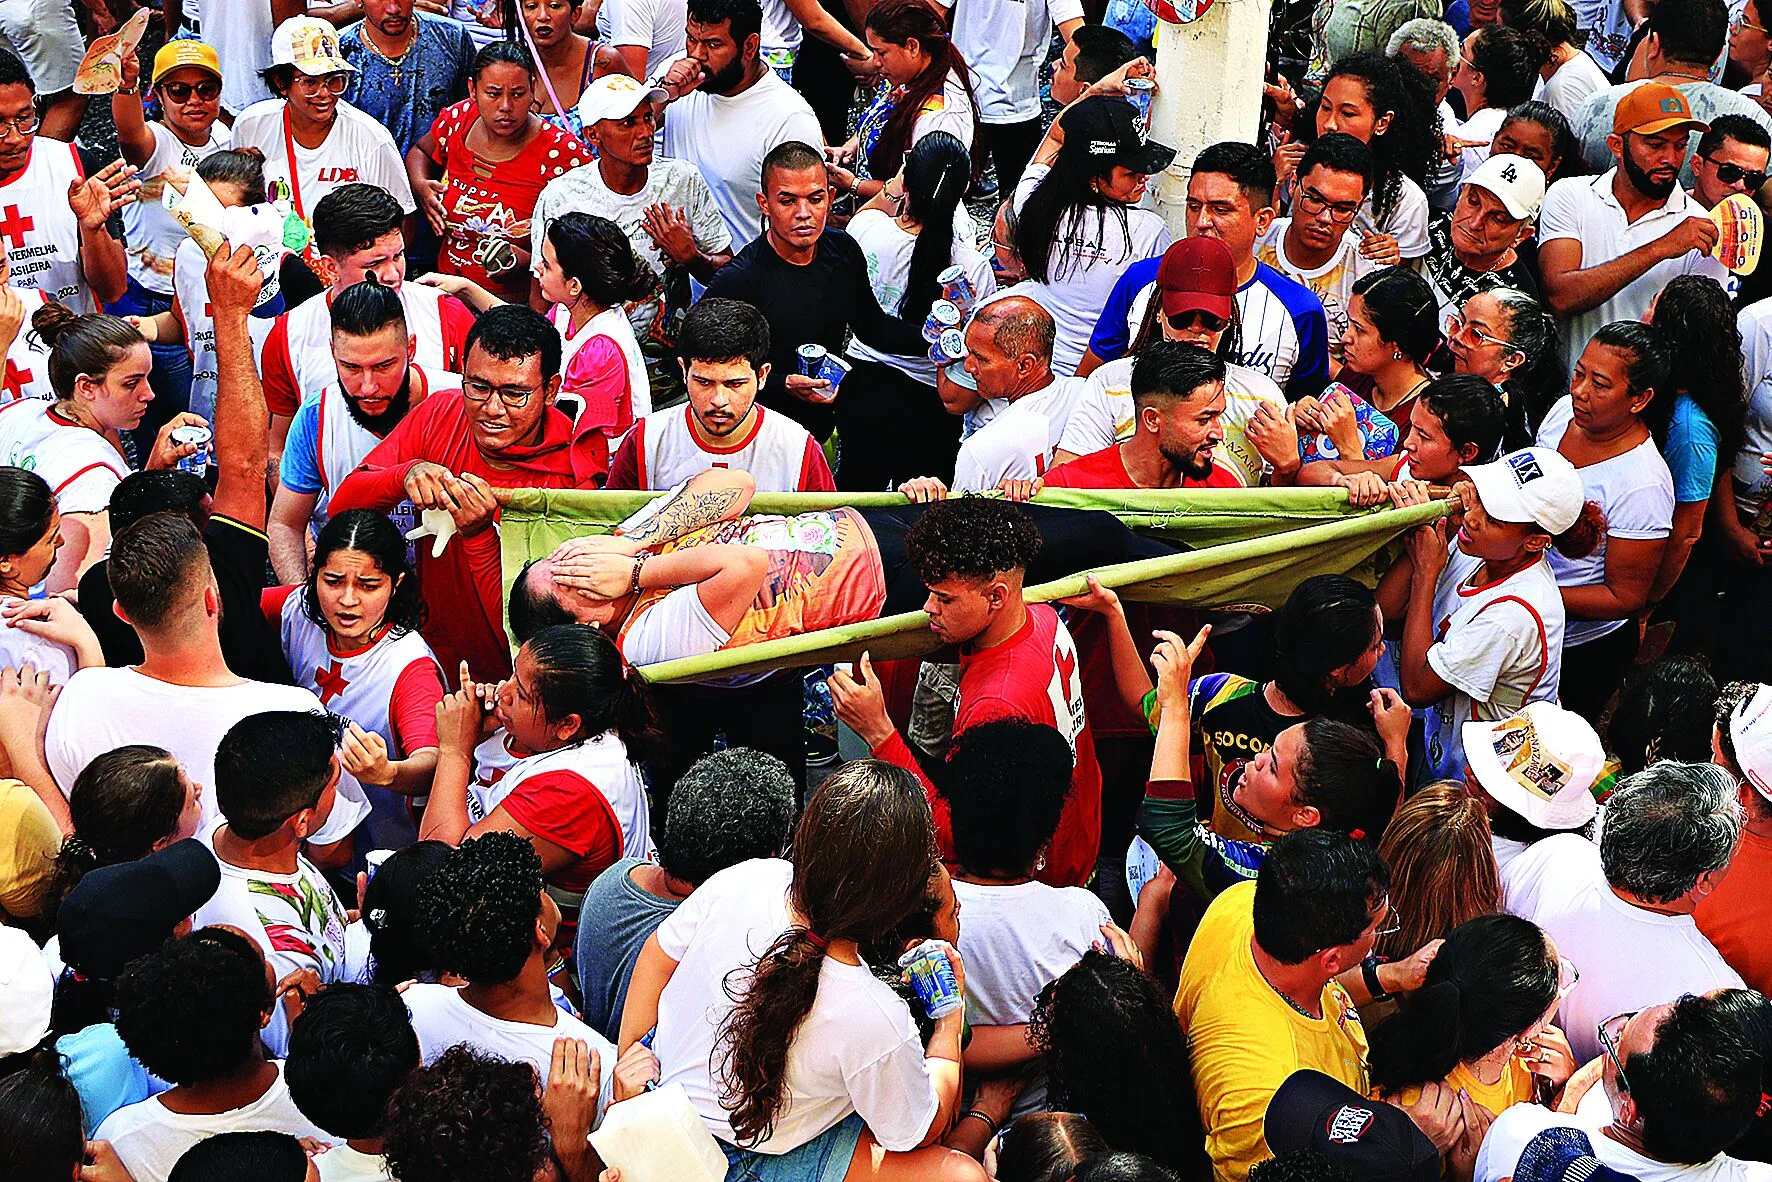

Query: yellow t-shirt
[0,777,60,921]
[1388,1057,1536,1119]
[1175,882,1370,1182]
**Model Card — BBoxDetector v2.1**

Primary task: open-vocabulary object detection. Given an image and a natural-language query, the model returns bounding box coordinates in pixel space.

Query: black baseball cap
[1265,1071,1440,1182]
[58,840,222,982]
[1059,95,1177,176]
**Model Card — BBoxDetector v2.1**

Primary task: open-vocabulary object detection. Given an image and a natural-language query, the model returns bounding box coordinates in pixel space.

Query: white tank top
[282,284,452,411]
[279,591,444,756]
[313,363,457,539]
[174,238,275,422]
[628,404,816,491]
[467,732,654,863]
[0,286,53,405]
[0,141,91,312]
[0,398,129,513]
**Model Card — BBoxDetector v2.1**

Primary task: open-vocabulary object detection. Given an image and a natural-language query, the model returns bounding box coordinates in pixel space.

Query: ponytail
[1292,718,1400,842]
[521,625,664,763]
[1549,500,1607,560]
[717,761,938,1145]
[898,132,972,321]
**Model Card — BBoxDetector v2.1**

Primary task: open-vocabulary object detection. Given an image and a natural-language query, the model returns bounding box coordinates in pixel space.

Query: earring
[1035,853,1047,872]
[1393,350,1404,361]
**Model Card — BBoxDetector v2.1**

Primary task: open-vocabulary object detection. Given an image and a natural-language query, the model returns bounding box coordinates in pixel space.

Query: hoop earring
[1393,350,1404,361]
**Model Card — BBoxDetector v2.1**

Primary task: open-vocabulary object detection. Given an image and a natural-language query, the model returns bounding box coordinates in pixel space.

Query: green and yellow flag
[499,487,1448,684]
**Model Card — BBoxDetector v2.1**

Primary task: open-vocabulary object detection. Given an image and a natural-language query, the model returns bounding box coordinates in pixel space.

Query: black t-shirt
[704,229,929,440]
[78,514,292,684]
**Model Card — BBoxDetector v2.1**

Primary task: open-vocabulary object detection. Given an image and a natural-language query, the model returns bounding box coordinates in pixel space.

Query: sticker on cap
[1326,1106,1374,1144]
[1490,714,1573,801]
[1089,139,1118,156]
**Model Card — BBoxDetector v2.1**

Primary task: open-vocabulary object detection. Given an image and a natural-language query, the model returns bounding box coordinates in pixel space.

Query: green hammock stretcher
[498,487,1450,684]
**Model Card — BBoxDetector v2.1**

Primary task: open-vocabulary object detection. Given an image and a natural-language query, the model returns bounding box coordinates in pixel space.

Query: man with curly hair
[98,927,331,1182]
[830,497,1105,889]
[403,832,616,1113]
[381,1046,561,1182]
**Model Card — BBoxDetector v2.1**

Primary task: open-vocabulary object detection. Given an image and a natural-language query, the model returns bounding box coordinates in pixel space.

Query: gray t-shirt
[1571,80,1772,188]
[574,857,682,1040]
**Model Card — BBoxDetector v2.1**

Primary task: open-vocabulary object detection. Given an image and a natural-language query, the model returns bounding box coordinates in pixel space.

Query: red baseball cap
[1157,237,1237,320]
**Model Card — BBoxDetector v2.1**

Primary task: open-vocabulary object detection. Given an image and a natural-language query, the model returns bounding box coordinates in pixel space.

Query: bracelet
[117,85,140,95]
[960,1110,999,1135]
[628,553,646,595]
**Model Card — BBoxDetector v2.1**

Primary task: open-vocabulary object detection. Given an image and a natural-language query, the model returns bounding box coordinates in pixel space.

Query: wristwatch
[1361,954,1390,1001]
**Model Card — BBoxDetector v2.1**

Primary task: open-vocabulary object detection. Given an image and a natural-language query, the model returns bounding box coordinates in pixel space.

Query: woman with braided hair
[47,746,202,924]
[618,759,986,1182]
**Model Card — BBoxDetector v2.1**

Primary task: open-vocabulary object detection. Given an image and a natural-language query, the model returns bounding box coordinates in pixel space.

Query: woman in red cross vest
[264,508,446,849]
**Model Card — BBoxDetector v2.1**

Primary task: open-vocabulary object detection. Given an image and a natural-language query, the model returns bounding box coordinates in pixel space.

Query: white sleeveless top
[279,591,444,756]
[551,303,652,424]
[0,398,129,513]
[0,286,52,405]
[310,363,456,538]
[467,732,655,863]
[0,141,92,312]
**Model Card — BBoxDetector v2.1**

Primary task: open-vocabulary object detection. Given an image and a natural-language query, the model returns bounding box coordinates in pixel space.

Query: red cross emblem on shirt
[2,357,30,400]
[314,659,351,704]
[0,205,34,250]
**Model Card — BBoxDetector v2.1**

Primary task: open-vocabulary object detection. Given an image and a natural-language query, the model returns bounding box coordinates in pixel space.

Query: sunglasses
[1166,308,1229,333]
[159,78,221,102]
[1704,155,1768,189]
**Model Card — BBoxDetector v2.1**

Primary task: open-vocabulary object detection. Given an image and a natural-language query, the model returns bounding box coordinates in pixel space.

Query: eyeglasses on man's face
[1296,186,1360,224]
[462,377,543,409]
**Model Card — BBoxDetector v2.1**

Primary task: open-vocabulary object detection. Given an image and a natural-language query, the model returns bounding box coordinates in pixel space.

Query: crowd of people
[2,0,1772,1177]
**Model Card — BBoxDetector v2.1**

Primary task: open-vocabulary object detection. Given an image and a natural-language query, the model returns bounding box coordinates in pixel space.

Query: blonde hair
[1375,781,1502,959]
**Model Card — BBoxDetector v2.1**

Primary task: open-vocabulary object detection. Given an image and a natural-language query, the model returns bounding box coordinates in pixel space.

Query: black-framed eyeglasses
[1597,1010,1638,1094]
[462,377,542,408]
[0,111,38,140]
[1703,155,1769,190]
[1296,186,1361,224]
[1167,308,1229,333]
[159,78,222,102]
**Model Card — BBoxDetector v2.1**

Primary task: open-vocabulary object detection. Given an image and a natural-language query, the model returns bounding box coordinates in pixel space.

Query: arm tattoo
[623,488,744,547]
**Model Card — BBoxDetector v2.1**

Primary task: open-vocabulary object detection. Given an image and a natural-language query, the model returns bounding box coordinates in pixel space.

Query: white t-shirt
[1538,170,1729,374]
[208,0,277,113]
[604,0,686,81]
[953,375,1084,491]
[125,122,233,296]
[848,207,996,385]
[1449,106,1505,182]
[0,284,51,405]
[1058,355,1285,488]
[953,879,1107,1024]
[174,236,276,423]
[616,404,829,492]
[619,584,729,668]
[1540,50,1612,122]
[1422,547,1566,781]
[1257,221,1379,362]
[1475,1096,1772,1182]
[44,668,370,845]
[532,156,731,291]
[192,833,355,1056]
[315,1145,392,1182]
[95,1063,332,1182]
[1117,263,1322,399]
[403,982,616,1113]
[1535,396,1675,647]
[943,0,1084,123]
[1012,163,1172,374]
[660,73,824,249]
[1355,174,1432,260]
[231,99,417,221]
[912,71,977,148]
[654,858,940,1153]
[0,398,129,514]
[1504,832,1744,1063]
[0,594,76,684]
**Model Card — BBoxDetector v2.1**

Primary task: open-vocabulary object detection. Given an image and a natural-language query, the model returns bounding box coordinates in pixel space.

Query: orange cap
[1612,82,1707,137]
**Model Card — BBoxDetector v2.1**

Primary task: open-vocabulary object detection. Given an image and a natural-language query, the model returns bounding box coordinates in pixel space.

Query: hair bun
[30,301,78,349]
[234,146,267,165]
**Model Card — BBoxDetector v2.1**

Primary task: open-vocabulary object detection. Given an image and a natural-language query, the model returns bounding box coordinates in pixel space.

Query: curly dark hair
[113,927,273,1086]
[418,832,544,985]
[382,1046,549,1182]
[941,719,1074,877]
[905,496,1044,586]
[1321,52,1441,228]
[1028,951,1205,1174]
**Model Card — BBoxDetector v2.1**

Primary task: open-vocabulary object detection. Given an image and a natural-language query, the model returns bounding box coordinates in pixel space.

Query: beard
[342,373,413,436]
[1622,142,1678,200]
[1161,441,1216,481]
[702,54,748,95]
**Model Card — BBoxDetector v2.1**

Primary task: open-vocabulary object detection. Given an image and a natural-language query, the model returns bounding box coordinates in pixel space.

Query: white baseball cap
[1465,701,1604,830]
[0,926,52,1056]
[1729,684,1772,798]
[1465,153,1546,221]
[1464,446,1585,536]
[576,74,668,127]
[271,16,356,76]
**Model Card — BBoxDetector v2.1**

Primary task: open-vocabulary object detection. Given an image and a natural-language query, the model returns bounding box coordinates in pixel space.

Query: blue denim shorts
[722,1114,864,1182]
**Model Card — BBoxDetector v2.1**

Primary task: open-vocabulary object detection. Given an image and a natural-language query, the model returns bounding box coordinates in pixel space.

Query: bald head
[974,296,1055,365]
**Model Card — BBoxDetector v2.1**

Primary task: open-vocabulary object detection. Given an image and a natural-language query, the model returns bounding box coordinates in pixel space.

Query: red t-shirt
[328,389,608,680]
[876,605,1102,888]
[497,769,622,894]
[1036,443,1216,739]
[429,101,592,301]
[1042,444,1242,489]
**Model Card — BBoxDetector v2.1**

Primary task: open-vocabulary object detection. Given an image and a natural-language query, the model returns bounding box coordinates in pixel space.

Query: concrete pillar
[1149,0,1276,236]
